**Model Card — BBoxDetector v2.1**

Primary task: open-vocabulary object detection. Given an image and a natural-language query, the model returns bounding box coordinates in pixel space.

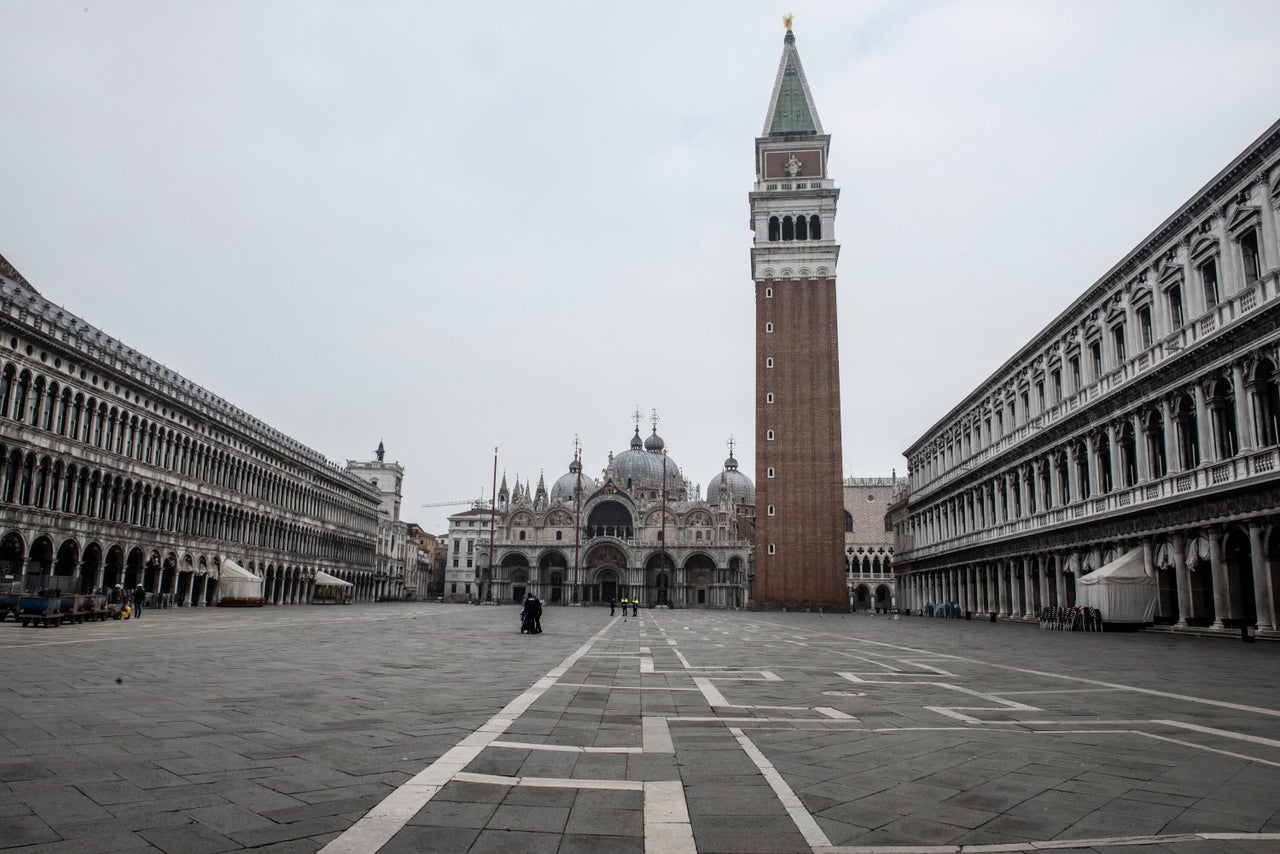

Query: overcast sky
[4,1,1280,534]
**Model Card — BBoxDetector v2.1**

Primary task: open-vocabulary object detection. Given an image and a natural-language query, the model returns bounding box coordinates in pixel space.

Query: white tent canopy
[314,570,353,588]
[1076,547,1157,623]
[217,557,264,603]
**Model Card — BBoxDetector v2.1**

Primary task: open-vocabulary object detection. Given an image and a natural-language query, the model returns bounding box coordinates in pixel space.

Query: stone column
[1172,531,1192,627]
[1232,361,1255,452]
[1194,381,1214,464]
[1248,523,1275,631]
[1022,558,1034,617]
[1132,412,1149,483]
[1106,423,1120,492]
[1039,558,1051,609]
[1066,444,1080,502]
[1258,168,1279,270]
[993,563,1003,617]
[1208,529,1230,630]
[1054,554,1066,606]
[1162,397,1181,474]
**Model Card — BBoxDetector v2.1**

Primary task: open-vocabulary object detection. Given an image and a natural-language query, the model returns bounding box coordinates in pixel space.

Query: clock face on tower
[764,148,822,180]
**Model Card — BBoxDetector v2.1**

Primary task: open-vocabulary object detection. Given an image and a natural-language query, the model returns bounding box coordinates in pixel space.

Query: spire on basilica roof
[763,22,823,137]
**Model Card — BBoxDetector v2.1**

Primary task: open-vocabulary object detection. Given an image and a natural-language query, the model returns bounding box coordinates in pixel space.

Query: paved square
[2,605,1279,853]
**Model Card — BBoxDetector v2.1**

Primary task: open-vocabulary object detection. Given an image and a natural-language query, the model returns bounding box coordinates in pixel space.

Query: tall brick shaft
[749,26,846,607]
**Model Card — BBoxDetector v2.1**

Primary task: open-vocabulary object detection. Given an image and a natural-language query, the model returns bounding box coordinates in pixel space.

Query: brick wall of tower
[754,276,847,606]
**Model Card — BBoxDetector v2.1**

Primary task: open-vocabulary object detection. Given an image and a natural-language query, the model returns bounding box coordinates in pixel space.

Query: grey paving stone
[488,802,570,833]
[468,828,562,853]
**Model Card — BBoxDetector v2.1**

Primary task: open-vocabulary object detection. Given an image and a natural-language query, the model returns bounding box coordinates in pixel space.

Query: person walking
[609,598,616,616]
[631,597,638,617]
[132,584,146,619]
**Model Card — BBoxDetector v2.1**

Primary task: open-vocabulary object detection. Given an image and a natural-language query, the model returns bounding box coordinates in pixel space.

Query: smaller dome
[629,428,643,450]
[707,454,755,507]
[644,429,665,452]
[550,461,592,503]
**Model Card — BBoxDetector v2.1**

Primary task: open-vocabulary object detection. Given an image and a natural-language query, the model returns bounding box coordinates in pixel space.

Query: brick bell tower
[750,21,846,607]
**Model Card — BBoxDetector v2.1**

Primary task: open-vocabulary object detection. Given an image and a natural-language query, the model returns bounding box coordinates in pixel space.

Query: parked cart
[19,594,63,627]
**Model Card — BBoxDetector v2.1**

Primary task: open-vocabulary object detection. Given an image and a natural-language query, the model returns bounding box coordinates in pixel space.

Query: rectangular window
[1137,306,1153,349]
[1200,258,1219,308]
[452,558,458,567]
[466,559,472,568]
[1069,355,1081,391]
[1111,324,1126,364]
[1035,382,1044,412]
[1020,391,1030,422]
[1089,341,1102,379]
[1051,369,1062,403]
[1241,230,1261,285]
[451,583,456,593]
[1167,284,1184,328]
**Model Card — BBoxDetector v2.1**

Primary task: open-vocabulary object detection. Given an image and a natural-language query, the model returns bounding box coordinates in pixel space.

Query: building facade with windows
[889,120,1280,634]
[348,445,414,600]
[0,255,381,604]
[844,476,907,612]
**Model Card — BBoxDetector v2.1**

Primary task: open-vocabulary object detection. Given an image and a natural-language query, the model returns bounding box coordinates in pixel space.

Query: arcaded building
[751,25,847,607]
[844,477,907,611]
[890,120,1280,634]
[0,255,381,604]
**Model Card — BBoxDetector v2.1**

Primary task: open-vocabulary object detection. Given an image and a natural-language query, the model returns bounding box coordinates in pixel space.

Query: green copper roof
[769,56,816,135]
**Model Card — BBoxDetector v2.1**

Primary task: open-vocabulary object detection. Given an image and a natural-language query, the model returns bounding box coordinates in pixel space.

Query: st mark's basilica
[444,414,755,609]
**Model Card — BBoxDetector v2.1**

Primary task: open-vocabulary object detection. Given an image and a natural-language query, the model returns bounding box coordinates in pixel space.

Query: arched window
[782,216,794,241]
[1207,378,1238,459]
[765,287,773,298]
[765,322,773,333]
[844,511,853,532]
[767,505,776,516]
[796,215,808,240]
[1251,358,1280,447]
[766,357,774,368]
[767,467,775,478]
[1173,393,1199,469]
[767,543,776,555]
[768,216,780,241]
[810,215,821,239]
[766,393,774,403]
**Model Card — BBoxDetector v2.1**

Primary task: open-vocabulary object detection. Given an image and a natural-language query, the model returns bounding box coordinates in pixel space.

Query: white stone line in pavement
[489,740,642,754]
[815,831,1280,853]
[814,707,856,720]
[729,726,831,849]
[693,676,809,711]
[318,623,613,854]
[454,771,644,791]
[555,682,701,692]
[1136,732,1280,770]
[1154,718,1280,749]
[643,780,696,854]
[641,654,654,673]
[845,635,1280,719]
[643,715,675,753]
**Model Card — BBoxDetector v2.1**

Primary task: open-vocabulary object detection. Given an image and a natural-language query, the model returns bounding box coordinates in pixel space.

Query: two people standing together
[609,597,637,617]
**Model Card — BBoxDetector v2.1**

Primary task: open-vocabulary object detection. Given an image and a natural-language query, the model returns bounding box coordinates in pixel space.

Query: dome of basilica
[550,458,593,503]
[707,453,755,506]
[608,427,684,497]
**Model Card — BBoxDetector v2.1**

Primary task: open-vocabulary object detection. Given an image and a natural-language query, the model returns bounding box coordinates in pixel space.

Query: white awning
[314,570,353,588]
[219,557,257,579]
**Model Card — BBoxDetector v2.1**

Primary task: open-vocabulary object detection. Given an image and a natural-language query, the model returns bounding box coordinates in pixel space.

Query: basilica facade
[0,255,384,605]
[458,421,754,608]
[889,120,1280,634]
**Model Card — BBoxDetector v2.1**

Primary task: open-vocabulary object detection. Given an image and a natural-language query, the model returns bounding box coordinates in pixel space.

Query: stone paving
[2,604,1279,853]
